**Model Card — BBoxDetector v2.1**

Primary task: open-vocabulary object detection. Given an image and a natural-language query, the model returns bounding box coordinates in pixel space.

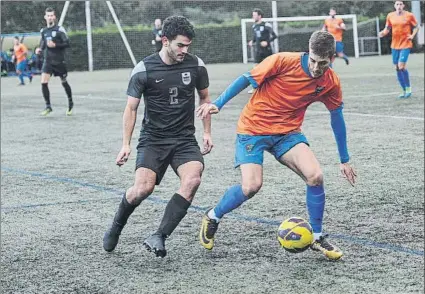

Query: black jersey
[251,21,277,51]
[127,53,209,138]
[39,25,70,65]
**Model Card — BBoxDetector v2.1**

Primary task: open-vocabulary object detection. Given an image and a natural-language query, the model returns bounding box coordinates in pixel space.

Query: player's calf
[103,194,138,252]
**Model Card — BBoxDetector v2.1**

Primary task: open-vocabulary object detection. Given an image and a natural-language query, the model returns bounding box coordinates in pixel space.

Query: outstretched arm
[330,106,357,186]
[196,74,250,119]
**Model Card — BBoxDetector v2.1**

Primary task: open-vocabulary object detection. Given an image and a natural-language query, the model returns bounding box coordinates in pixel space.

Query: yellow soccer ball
[277,217,313,253]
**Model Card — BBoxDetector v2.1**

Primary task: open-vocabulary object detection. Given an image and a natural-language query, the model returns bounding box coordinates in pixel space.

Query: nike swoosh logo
[155,79,164,83]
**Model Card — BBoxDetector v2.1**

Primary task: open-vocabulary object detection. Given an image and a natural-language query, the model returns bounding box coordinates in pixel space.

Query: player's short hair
[162,16,195,41]
[309,31,336,58]
[14,36,19,40]
[253,8,264,17]
[45,7,55,14]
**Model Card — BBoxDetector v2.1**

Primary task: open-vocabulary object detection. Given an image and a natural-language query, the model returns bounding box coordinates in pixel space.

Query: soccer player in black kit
[151,18,163,52]
[248,8,277,64]
[36,7,73,116]
[247,8,277,93]
[103,16,213,258]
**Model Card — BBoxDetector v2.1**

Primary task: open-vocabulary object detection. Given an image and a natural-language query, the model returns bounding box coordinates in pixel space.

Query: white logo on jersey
[182,72,191,85]
[52,31,57,37]
[155,79,164,83]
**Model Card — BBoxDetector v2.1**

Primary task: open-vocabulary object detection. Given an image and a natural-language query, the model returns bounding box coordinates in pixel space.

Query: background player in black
[35,7,73,116]
[151,18,163,52]
[247,8,277,93]
[248,8,277,64]
[103,16,213,258]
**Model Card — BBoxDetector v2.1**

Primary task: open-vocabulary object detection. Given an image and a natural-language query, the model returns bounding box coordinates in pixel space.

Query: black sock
[157,193,191,237]
[113,194,138,228]
[42,83,51,108]
[61,81,73,104]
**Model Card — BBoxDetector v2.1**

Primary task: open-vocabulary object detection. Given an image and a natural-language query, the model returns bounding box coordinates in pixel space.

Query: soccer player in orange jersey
[379,1,419,98]
[197,31,357,260]
[323,8,349,65]
[12,37,33,85]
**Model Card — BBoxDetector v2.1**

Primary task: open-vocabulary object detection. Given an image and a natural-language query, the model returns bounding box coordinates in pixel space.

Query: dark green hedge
[66,24,421,72]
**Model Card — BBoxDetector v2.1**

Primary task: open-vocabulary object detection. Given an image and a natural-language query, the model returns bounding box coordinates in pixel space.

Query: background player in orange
[379,1,419,98]
[322,8,349,65]
[12,36,33,85]
[197,31,356,261]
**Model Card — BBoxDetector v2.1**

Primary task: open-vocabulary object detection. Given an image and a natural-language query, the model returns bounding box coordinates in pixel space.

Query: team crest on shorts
[246,144,254,153]
[182,72,191,85]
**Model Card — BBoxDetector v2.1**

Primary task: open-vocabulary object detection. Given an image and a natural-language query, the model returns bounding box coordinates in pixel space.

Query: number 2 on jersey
[169,87,179,104]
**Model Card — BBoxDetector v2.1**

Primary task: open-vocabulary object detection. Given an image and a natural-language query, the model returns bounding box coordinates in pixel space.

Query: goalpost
[58,1,137,72]
[241,15,360,64]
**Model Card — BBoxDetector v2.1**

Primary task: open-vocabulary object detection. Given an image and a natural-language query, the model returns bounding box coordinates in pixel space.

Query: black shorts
[42,61,68,78]
[135,135,204,185]
[255,47,273,63]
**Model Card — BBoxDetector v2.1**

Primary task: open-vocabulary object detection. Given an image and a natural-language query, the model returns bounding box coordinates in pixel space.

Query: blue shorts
[234,132,309,168]
[16,60,27,72]
[392,48,410,64]
[336,42,344,53]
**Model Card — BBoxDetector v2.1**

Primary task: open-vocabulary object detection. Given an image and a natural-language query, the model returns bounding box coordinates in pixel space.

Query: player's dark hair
[14,36,19,40]
[253,8,264,17]
[309,31,336,58]
[162,16,195,41]
[45,7,55,14]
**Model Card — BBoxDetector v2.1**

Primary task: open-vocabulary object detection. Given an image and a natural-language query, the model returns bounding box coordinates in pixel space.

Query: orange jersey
[238,52,342,135]
[385,11,418,49]
[13,43,28,63]
[324,17,344,42]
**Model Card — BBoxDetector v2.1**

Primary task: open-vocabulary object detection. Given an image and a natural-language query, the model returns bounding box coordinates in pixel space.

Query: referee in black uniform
[249,8,277,63]
[36,7,73,116]
[103,15,213,258]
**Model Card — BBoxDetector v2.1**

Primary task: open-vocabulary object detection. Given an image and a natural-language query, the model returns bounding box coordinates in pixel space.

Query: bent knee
[305,171,324,186]
[242,182,262,198]
[134,183,155,199]
[181,176,202,191]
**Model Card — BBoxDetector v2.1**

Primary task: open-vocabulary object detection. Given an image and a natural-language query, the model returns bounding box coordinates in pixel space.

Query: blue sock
[402,69,410,88]
[18,74,24,84]
[396,69,406,90]
[213,185,248,218]
[306,184,325,233]
[342,54,349,62]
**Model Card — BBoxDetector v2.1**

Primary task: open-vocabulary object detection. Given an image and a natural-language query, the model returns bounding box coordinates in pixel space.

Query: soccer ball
[277,217,313,253]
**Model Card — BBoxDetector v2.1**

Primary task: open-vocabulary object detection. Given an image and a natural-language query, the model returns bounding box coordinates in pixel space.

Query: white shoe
[247,88,254,94]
